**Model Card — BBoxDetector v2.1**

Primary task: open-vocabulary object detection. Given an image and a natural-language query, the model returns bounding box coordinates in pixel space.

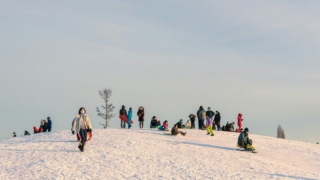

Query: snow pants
[79,129,87,146]
[47,127,51,132]
[198,119,205,129]
[206,126,214,135]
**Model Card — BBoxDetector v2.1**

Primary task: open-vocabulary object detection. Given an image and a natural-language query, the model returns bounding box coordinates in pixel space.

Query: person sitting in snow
[171,124,186,136]
[24,131,30,135]
[176,119,186,129]
[150,116,158,128]
[237,128,253,149]
[39,119,47,133]
[229,122,235,132]
[158,120,169,131]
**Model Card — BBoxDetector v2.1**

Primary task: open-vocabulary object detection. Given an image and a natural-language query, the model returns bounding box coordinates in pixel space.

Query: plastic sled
[77,132,92,142]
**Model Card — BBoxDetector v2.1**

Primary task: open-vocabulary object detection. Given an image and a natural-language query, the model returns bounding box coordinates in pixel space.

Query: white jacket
[72,114,92,134]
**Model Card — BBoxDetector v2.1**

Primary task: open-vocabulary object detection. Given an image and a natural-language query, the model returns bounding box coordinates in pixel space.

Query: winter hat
[122,105,125,108]
[129,107,132,110]
[200,106,203,109]
[47,117,50,119]
[244,128,249,132]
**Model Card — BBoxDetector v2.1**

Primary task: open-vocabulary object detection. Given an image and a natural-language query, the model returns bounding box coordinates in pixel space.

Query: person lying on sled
[237,128,253,149]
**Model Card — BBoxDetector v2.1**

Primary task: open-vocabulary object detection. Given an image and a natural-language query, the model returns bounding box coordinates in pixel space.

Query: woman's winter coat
[237,114,243,126]
[137,108,144,121]
[163,122,168,129]
[72,114,93,134]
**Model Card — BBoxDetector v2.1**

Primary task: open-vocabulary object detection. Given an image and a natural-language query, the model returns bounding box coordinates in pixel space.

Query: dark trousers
[139,121,144,128]
[198,119,205,129]
[47,128,52,132]
[121,121,126,128]
[216,124,220,131]
[191,121,195,129]
[79,129,87,146]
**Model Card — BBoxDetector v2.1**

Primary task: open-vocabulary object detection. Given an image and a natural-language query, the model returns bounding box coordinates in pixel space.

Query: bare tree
[96,88,115,129]
[277,125,286,139]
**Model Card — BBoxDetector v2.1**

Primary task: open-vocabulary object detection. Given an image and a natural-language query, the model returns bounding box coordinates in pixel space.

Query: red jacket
[237,114,243,126]
[163,122,168,129]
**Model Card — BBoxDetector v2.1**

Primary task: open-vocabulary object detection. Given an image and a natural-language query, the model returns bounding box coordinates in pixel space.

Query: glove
[89,129,92,133]
[72,131,75,135]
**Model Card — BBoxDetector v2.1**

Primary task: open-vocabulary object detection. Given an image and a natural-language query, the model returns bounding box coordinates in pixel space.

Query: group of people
[13,117,53,137]
[33,117,53,134]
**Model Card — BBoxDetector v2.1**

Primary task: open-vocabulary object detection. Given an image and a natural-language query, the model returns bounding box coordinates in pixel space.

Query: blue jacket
[47,120,52,128]
[127,110,132,121]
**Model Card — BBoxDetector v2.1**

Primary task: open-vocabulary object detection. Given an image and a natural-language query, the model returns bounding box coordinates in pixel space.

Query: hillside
[0,129,319,179]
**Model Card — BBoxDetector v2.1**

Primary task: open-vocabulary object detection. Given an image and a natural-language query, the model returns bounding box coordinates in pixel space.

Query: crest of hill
[0,129,319,179]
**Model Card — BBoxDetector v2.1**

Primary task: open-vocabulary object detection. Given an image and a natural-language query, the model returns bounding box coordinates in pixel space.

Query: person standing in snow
[72,107,93,152]
[206,107,215,130]
[189,114,196,129]
[205,116,214,136]
[47,117,52,132]
[127,107,132,129]
[13,132,16,137]
[237,128,252,149]
[171,124,186,136]
[119,105,127,129]
[237,113,243,133]
[197,106,206,130]
[137,106,144,129]
[214,111,221,131]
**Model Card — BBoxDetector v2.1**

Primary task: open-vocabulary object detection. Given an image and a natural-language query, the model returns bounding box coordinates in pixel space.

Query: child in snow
[171,124,186,136]
[127,107,133,129]
[72,107,93,152]
[237,128,253,149]
[185,120,191,129]
[150,116,158,128]
[237,113,243,133]
[13,132,16,137]
[24,131,30,135]
[47,117,52,132]
[177,119,186,129]
[205,116,214,136]
[39,119,47,133]
[158,120,169,131]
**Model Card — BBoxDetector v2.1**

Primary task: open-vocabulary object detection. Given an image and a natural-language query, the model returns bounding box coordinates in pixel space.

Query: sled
[119,115,127,122]
[77,131,92,142]
[236,144,257,153]
[130,120,134,124]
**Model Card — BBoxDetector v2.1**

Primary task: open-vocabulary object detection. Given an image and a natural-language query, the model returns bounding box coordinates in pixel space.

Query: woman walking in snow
[137,106,144,129]
[72,107,92,152]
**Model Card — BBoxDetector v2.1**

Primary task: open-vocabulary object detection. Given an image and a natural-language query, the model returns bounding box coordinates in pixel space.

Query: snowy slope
[0,129,319,180]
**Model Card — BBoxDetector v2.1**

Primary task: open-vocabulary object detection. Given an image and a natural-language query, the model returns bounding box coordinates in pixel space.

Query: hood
[238,113,242,117]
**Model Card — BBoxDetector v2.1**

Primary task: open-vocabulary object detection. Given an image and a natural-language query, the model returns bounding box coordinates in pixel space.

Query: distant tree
[277,125,286,139]
[96,88,115,129]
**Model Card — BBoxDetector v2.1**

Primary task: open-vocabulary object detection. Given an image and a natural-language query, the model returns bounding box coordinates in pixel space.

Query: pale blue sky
[0,0,319,143]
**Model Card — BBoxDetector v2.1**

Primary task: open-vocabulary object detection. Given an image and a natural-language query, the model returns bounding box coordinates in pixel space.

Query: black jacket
[137,109,144,121]
[206,110,215,118]
[120,108,127,116]
[214,113,221,125]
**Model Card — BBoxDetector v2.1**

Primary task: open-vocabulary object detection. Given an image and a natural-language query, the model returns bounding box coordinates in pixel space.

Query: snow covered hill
[0,129,319,180]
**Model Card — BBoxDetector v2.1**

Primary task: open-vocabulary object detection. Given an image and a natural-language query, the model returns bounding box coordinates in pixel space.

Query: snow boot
[211,134,214,136]
[207,133,210,135]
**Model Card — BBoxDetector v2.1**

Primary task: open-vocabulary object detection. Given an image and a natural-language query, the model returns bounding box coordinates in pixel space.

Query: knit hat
[244,128,249,132]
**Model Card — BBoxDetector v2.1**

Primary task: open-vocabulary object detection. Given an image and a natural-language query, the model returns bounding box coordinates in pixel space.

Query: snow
[0,129,319,180]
